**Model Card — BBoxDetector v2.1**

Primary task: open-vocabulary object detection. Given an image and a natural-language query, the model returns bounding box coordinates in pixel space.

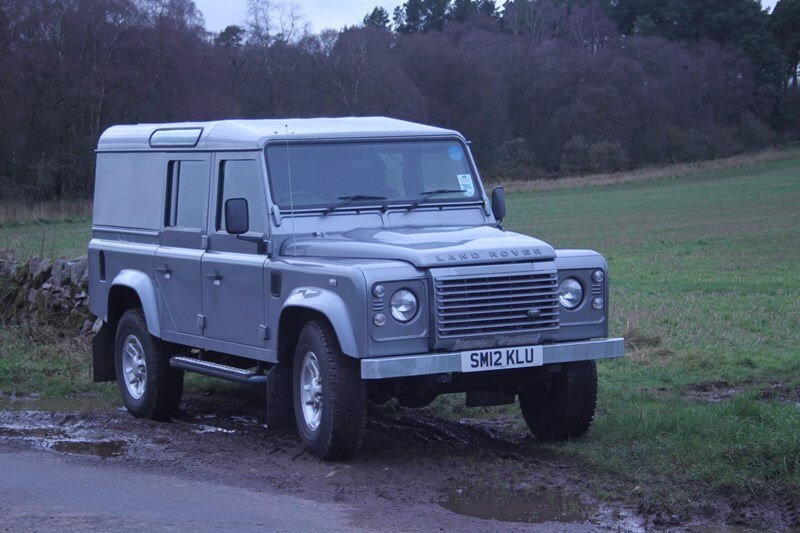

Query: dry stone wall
[0,251,94,334]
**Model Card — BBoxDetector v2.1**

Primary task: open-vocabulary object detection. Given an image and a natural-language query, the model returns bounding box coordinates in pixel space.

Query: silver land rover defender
[89,117,624,459]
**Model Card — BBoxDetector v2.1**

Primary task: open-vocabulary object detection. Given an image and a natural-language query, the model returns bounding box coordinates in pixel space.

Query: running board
[170,356,267,385]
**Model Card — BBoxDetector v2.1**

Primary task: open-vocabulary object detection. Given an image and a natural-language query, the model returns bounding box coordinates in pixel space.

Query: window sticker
[457,174,474,196]
[448,145,463,161]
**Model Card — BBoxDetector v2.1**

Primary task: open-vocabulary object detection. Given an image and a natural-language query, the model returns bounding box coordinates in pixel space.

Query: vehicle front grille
[434,270,560,339]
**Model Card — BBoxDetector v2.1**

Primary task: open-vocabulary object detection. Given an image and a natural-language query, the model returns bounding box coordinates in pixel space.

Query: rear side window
[217,160,266,234]
[165,160,209,229]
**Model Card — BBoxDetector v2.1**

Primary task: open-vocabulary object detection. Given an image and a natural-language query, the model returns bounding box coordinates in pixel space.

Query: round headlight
[390,289,418,322]
[559,278,583,310]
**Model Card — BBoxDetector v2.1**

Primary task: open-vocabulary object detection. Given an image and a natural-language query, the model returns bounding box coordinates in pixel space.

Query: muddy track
[0,394,793,531]
[0,395,645,531]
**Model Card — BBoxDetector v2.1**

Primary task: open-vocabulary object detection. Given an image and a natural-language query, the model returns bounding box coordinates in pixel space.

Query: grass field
[503,155,800,516]
[0,218,90,259]
[0,155,798,522]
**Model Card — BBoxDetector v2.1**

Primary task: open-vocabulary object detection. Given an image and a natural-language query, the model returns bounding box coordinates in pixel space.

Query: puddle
[440,484,596,524]
[0,426,63,439]
[688,527,760,533]
[50,440,126,458]
[192,424,237,434]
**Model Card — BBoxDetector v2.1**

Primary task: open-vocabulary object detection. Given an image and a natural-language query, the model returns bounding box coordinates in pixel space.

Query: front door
[155,155,211,336]
[201,156,269,347]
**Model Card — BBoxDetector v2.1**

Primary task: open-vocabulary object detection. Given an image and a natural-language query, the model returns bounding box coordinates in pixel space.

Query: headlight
[390,289,418,322]
[559,278,583,310]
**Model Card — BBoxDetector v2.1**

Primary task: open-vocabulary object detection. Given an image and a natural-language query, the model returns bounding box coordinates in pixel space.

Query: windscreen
[265,140,480,209]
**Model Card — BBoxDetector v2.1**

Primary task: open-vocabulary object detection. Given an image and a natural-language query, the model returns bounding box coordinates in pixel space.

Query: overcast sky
[194,0,781,35]
[194,0,398,34]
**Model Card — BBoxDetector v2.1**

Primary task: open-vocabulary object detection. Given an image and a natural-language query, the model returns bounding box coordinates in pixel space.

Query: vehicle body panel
[89,117,622,387]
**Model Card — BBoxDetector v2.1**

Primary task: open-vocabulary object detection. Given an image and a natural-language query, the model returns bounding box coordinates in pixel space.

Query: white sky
[194,0,401,34]
[194,0,781,35]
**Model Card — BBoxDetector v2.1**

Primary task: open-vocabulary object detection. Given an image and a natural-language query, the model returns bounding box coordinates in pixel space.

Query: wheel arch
[108,270,160,337]
[279,288,360,362]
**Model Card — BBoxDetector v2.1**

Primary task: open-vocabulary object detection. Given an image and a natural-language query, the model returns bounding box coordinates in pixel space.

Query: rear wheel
[292,320,366,460]
[519,361,597,441]
[114,309,184,421]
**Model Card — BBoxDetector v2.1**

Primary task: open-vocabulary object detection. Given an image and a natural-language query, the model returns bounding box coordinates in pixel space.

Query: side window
[217,160,266,234]
[165,160,209,229]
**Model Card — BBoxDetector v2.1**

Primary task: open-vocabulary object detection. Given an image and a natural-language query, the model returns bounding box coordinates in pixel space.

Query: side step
[170,356,267,385]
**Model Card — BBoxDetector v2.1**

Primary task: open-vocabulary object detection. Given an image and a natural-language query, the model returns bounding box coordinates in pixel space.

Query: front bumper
[360,338,624,380]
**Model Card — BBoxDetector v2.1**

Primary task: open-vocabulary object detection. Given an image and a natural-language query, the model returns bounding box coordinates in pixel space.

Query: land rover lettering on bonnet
[88,117,624,460]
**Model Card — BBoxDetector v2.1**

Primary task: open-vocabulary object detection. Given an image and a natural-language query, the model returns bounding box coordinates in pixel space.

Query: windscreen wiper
[324,195,387,215]
[406,189,464,211]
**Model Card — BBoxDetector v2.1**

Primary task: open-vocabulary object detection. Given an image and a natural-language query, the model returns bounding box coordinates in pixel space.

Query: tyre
[292,320,366,460]
[519,360,597,441]
[114,308,184,421]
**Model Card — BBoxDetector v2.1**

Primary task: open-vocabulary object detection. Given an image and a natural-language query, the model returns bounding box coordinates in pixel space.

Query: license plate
[460,346,543,373]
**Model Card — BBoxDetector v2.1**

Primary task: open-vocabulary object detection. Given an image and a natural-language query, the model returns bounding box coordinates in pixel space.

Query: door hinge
[201,235,209,250]
[259,325,269,341]
[197,314,206,330]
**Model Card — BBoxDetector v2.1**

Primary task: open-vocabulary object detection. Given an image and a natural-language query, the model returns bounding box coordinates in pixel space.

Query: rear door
[201,156,269,347]
[154,155,211,336]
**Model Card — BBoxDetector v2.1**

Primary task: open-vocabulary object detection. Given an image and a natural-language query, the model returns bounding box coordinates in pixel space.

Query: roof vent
[149,128,203,148]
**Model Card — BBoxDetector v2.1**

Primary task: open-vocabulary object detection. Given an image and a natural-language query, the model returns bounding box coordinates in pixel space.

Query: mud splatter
[683,379,800,405]
[440,483,595,524]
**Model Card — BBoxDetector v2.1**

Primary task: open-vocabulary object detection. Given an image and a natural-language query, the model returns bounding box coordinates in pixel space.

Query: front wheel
[292,320,366,460]
[519,361,597,441]
[114,309,184,421]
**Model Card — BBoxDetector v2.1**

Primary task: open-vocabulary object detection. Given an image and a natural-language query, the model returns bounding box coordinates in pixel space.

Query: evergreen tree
[363,6,391,29]
[772,0,800,87]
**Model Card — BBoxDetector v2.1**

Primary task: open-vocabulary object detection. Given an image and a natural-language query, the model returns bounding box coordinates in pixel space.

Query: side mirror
[225,198,249,235]
[491,186,506,228]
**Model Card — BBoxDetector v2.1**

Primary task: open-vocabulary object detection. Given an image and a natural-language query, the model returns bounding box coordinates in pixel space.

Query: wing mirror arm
[491,186,507,230]
[224,198,271,255]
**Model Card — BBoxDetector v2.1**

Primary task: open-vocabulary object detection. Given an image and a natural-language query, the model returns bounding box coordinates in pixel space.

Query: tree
[451,0,478,22]
[607,0,783,83]
[241,0,312,116]
[363,6,390,29]
[326,27,424,117]
[0,0,792,199]
[394,0,425,32]
[215,25,248,98]
[394,0,451,32]
[772,0,800,88]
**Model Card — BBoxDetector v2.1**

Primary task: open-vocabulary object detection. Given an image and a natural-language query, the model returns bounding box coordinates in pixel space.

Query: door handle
[205,271,222,285]
[156,266,172,279]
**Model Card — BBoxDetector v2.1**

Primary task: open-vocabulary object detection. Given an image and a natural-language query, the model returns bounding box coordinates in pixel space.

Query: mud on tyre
[519,360,597,441]
[114,308,184,421]
[292,320,367,460]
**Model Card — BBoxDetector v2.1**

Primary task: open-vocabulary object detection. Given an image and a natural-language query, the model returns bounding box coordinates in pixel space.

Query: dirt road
[0,395,643,531]
[0,451,355,531]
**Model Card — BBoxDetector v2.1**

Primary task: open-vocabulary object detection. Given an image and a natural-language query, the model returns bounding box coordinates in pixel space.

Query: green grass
[0,218,91,259]
[495,156,800,514]
[0,326,118,409]
[1,157,799,519]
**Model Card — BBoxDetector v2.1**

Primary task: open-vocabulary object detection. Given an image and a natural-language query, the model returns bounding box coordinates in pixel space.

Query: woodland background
[0,0,798,200]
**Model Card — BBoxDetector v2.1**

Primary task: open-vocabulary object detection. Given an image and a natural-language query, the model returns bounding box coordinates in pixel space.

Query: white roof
[97,117,461,152]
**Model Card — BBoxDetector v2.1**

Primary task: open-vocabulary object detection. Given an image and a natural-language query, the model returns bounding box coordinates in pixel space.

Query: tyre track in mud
[2,402,796,531]
[0,402,641,531]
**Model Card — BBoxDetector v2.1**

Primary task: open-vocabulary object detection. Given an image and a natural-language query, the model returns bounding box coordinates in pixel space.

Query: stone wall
[0,251,93,334]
